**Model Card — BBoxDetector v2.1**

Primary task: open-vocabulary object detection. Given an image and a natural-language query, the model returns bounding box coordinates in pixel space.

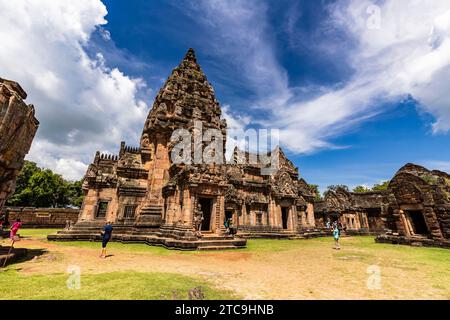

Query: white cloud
[333,0,450,134]
[189,0,450,154]
[0,0,149,180]
[421,160,450,172]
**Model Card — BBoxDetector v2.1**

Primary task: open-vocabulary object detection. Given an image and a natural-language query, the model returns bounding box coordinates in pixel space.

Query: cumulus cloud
[187,0,450,154]
[0,0,149,180]
[333,0,450,134]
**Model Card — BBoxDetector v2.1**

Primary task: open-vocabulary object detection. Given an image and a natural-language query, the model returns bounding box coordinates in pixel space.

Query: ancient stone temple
[49,49,318,249]
[314,187,386,235]
[0,78,39,214]
[376,164,450,248]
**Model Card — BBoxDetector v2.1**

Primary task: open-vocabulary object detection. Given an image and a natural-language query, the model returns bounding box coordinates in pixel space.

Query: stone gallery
[314,188,386,235]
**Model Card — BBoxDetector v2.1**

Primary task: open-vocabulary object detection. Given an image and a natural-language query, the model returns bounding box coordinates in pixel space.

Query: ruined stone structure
[314,187,386,235]
[49,49,318,249]
[376,164,450,248]
[5,207,79,229]
[314,164,450,248]
[0,78,39,214]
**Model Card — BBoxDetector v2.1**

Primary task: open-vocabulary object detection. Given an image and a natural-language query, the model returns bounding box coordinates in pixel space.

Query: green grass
[2,231,449,299]
[0,270,239,300]
[18,229,61,239]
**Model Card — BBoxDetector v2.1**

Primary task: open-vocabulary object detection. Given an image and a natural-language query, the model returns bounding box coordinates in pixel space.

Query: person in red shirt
[9,218,22,242]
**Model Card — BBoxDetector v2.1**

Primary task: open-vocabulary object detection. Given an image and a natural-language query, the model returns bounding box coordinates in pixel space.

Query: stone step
[197,245,243,251]
[194,240,239,247]
[200,236,234,241]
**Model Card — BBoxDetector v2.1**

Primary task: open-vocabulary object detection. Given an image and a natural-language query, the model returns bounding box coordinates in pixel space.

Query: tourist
[100,221,113,259]
[333,225,341,250]
[9,218,22,243]
[224,218,230,234]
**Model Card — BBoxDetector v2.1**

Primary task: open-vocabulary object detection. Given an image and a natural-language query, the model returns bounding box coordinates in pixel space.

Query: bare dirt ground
[5,236,450,300]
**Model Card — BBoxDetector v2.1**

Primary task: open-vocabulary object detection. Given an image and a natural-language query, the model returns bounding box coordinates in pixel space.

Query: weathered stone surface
[0,78,39,213]
[5,207,79,228]
[314,187,386,234]
[377,163,450,247]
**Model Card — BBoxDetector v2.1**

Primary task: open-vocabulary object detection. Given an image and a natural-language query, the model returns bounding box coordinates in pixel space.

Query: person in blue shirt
[333,225,341,250]
[100,221,113,258]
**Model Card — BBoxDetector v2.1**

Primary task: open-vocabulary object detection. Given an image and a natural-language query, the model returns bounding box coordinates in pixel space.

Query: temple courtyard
[0,230,448,300]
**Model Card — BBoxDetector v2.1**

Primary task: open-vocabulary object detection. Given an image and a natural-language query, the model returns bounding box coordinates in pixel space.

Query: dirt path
[7,237,449,300]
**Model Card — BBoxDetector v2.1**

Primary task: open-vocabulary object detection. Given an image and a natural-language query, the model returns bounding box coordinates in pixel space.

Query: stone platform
[238,228,332,239]
[376,234,450,249]
[48,228,247,251]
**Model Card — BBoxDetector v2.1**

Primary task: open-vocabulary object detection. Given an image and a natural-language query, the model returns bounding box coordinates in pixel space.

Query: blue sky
[1,0,450,193]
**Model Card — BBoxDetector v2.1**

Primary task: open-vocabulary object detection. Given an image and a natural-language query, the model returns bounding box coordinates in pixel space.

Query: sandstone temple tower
[50,49,318,249]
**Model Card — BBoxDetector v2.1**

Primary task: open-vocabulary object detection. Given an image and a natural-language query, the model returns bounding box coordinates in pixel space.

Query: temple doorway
[406,210,429,236]
[199,197,213,231]
[281,207,289,230]
[225,210,233,222]
[367,208,382,230]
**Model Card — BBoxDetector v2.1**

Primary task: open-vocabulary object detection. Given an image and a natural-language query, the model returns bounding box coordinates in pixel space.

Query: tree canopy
[352,181,390,193]
[6,161,84,208]
[308,184,322,201]
[326,185,349,192]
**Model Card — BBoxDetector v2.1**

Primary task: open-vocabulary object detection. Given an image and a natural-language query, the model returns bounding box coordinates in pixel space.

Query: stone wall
[0,78,39,213]
[5,207,80,228]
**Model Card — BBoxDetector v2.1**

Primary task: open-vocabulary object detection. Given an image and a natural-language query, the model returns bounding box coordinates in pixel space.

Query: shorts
[102,237,110,248]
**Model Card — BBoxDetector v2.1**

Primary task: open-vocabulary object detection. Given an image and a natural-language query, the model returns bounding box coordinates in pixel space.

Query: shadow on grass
[0,246,48,268]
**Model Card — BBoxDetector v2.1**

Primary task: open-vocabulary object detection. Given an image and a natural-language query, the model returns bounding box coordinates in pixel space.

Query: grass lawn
[1,229,449,299]
[0,269,239,300]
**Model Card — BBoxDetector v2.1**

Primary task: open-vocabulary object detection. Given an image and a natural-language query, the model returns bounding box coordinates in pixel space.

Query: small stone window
[124,205,136,218]
[96,201,109,218]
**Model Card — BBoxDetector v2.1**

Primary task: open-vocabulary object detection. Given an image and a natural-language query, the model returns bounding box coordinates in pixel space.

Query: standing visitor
[333,225,341,250]
[9,218,22,242]
[2,218,21,267]
[224,218,230,234]
[100,221,113,259]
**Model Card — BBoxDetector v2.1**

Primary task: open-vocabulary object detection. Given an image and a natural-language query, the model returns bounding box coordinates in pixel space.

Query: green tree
[28,169,69,207]
[372,181,390,191]
[326,185,349,192]
[68,179,84,208]
[6,161,84,208]
[353,185,371,193]
[308,184,322,201]
[6,161,41,206]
